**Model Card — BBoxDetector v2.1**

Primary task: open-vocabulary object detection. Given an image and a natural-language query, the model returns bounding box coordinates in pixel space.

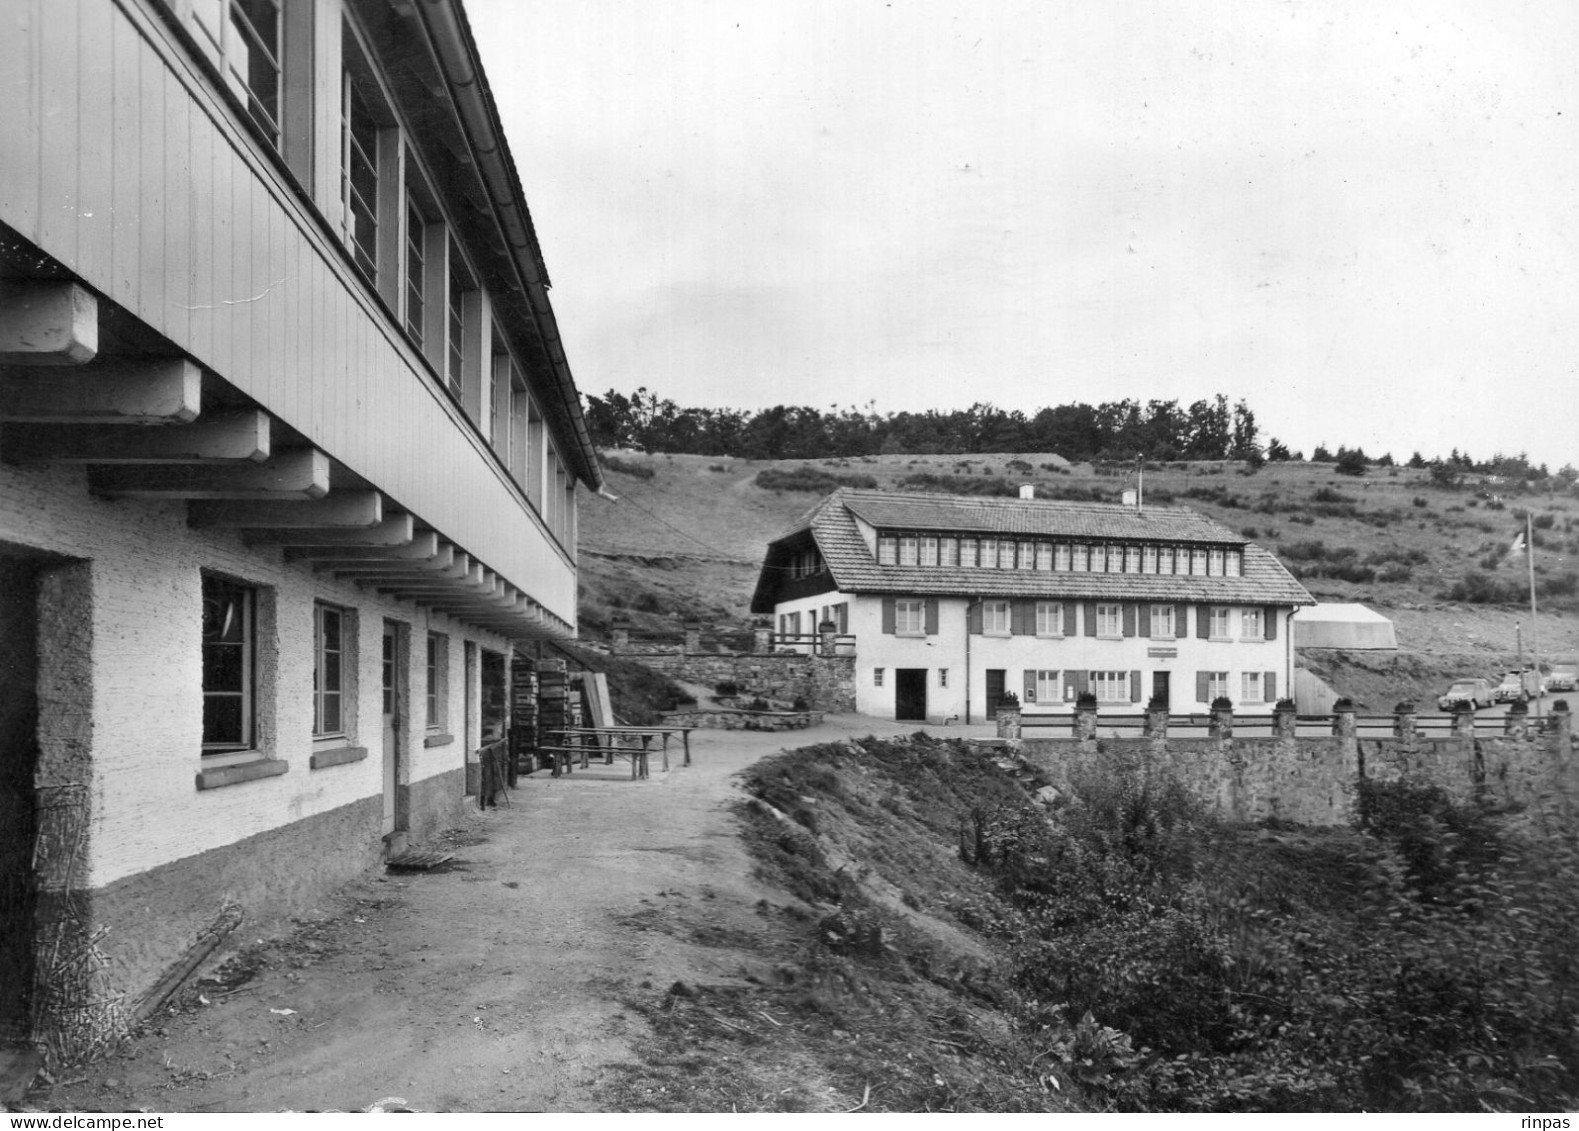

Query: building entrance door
[1151,670,1171,710]
[895,669,928,722]
[381,622,406,839]
[984,669,1006,718]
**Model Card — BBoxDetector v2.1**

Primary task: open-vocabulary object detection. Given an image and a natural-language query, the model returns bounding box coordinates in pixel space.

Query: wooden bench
[540,725,697,780]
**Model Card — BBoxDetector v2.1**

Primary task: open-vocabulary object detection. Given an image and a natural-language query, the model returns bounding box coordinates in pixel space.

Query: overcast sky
[469,0,1576,469]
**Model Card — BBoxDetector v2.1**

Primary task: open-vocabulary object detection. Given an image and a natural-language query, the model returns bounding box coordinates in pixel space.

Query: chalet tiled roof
[751,488,1315,611]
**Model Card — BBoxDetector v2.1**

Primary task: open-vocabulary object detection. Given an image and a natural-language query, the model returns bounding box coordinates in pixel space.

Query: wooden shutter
[881,598,896,635]
[1131,670,1143,702]
[1122,603,1136,637]
[1064,603,1077,636]
[1175,603,1189,636]
[1023,669,1038,703]
[1084,604,1097,637]
[1196,671,1210,702]
[924,598,939,635]
[1196,606,1210,639]
[1071,670,1089,698]
[1137,604,1151,639]
[1010,600,1033,635]
[967,601,983,635]
[1264,607,1278,640]
[1265,672,1277,701]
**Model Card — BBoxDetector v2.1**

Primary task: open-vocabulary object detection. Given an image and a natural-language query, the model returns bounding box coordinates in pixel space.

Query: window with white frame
[1035,601,1063,636]
[1054,543,1071,571]
[446,240,472,402]
[983,600,1010,635]
[1070,544,1088,572]
[1035,541,1053,570]
[341,29,385,286]
[1091,671,1129,703]
[874,667,885,687]
[426,632,448,732]
[1192,548,1209,576]
[404,196,428,345]
[202,574,256,752]
[1096,603,1123,637]
[1125,546,1141,573]
[1142,545,1157,574]
[1210,606,1232,638]
[898,536,918,566]
[979,539,999,569]
[877,536,897,565]
[938,668,949,688]
[919,537,938,567]
[192,0,285,150]
[1227,550,1243,577]
[1158,546,1175,574]
[1091,545,1108,573]
[960,539,979,568]
[939,537,959,566]
[1242,671,1266,703]
[833,602,849,632]
[1034,670,1060,703]
[1241,607,1264,640]
[314,603,351,739]
[1150,604,1175,638]
[1209,548,1225,576]
[894,599,925,635]
[1206,671,1230,701]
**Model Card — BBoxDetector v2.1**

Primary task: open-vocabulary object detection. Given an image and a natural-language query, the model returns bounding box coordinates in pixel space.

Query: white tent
[1292,603,1398,650]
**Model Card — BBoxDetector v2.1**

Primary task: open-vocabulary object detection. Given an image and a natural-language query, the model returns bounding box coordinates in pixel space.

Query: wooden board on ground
[586,672,613,728]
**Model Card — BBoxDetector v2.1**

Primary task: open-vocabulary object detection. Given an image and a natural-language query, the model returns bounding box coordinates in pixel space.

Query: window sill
[895,630,929,638]
[1209,635,1233,643]
[1150,633,1177,642]
[310,745,369,770]
[196,758,288,791]
[1034,632,1064,639]
[1240,637,1266,643]
[1096,633,1123,641]
[424,732,455,748]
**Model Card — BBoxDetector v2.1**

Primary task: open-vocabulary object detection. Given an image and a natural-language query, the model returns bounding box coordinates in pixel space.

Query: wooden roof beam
[189,491,381,530]
[2,411,270,465]
[1,358,199,423]
[247,513,416,547]
[284,532,443,563]
[88,447,328,500]
[0,281,97,365]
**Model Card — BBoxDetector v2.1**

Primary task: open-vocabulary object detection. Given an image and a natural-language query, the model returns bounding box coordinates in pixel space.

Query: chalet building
[751,489,1314,724]
[0,0,601,1064]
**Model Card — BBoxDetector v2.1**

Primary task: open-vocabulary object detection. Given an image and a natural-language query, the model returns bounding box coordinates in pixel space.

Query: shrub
[602,454,656,479]
[754,467,878,492]
[714,680,739,697]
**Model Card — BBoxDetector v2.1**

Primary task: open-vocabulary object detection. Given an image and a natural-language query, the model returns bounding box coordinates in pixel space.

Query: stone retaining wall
[659,708,824,732]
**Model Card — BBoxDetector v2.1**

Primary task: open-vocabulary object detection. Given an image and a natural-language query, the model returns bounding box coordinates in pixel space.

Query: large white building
[0,0,600,1066]
[752,489,1314,723]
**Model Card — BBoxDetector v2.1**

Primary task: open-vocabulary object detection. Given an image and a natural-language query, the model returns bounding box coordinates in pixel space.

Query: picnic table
[539,725,695,780]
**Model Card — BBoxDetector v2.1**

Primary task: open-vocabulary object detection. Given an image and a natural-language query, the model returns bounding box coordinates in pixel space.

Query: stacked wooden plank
[534,659,572,771]
[509,653,539,774]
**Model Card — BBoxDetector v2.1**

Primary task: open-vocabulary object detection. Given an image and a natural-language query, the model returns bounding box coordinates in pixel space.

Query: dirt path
[41,716,990,1113]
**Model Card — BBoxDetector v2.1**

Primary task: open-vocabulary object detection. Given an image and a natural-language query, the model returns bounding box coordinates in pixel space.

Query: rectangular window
[1242,671,1265,703]
[983,600,1011,635]
[1091,671,1129,703]
[216,0,284,149]
[874,667,885,687]
[939,537,959,567]
[1035,670,1060,703]
[835,603,848,633]
[1035,601,1063,636]
[894,599,925,635]
[1207,671,1230,702]
[426,632,448,732]
[938,668,949,688]
[1096,603,1123,637]
[314,603,348,738]
[898,536,918,566]
[1070,544,1088,572]
[1209,548,1225,576]
[979,539,998,570]
[1227,551,1243,577]
[1210,607,1232,638]
[1158,546,1175,575]
[919,537,938,567]
[1090,545,1107,573]
[446,240,470,401]
[1054,543,1071,571]
[1150,604,1175,638]
[1035,541,1053,571]
[1241,608,1264,640]
[1193,548,1209,576]
[877,536,898,565]
[1124,546,1141,574]
[960,539,979,568]
[1142,545,1157,574]
[202,575,255,752]
[404,198,427,345]
[341,33,381,285]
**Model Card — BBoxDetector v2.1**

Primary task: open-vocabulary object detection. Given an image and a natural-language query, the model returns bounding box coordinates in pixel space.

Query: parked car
[1494,670,1544,703]
[1545,662,1577,693]
[1437,678,1495,711]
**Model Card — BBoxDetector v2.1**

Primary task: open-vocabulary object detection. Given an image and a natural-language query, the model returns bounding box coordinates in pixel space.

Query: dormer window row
[874,534,1243,578]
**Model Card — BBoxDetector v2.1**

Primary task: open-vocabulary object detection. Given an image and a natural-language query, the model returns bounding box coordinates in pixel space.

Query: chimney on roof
[1122,489,1138,507]
[1019,483,1035,500]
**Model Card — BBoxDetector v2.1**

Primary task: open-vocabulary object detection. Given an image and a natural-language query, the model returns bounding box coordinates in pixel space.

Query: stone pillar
[1392,701,1417,740]
[1451,701,1477,738]
[1209,701,1234,739]
[1143,702,1170,738]
[1073,698,1099,740]
[1332,700,1356,739]
[996,704,1021,739]
[753,624,772,654]
[819,619,837,657]
[683,619,702,654]
[610,617,630,655]
[1273,701,1298,739]
[1504,698,1530,738]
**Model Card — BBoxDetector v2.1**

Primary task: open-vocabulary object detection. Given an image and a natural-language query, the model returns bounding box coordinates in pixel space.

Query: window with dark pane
[202,575,254,751]
[314,603,346,737]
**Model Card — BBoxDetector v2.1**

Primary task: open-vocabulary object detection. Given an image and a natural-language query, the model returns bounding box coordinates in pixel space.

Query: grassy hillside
[578,450,1579,704]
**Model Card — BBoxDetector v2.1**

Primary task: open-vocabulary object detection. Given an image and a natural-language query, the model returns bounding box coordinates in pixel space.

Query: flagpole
[1526,510,1542,718]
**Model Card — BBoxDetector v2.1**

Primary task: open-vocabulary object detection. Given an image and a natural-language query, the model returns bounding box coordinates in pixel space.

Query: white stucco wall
[777,588,1294,723]
[1,463,518,888]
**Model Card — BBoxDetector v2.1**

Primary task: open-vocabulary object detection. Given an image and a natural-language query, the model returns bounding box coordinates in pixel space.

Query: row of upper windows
[203,573,457,756]
[1021,670,1280,704]
[777,603,849,638]
[882,599,1272,640]
[181,2,577,546]
[876,534,1244,577]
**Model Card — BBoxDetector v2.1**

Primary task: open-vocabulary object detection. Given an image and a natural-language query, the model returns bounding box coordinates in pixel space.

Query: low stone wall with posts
[999,700,1576,828]
[609,617,856,713]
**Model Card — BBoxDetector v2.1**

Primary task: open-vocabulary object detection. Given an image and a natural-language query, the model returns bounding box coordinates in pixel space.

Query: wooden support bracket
[0,358,200,423]
[189,490,382,529]
[2,410,270,464]
[284,532,443,563]
[247,513,415,547]
[0,281,98,364]
[88,447,328,499]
